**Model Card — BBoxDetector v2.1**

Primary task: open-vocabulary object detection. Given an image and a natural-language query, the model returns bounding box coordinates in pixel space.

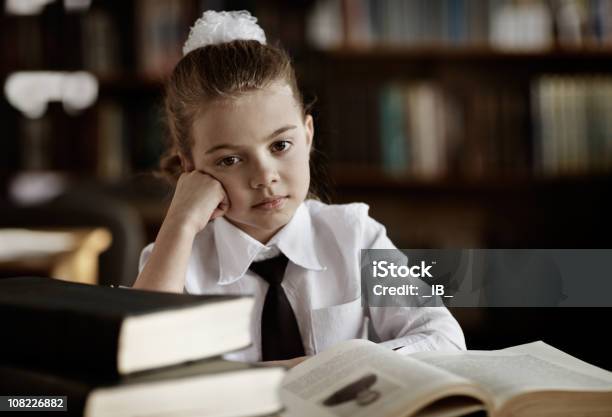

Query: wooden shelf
[317,45,612,60]
[97,73,164,92]
[328,165,612,192]
[307,46,612,79]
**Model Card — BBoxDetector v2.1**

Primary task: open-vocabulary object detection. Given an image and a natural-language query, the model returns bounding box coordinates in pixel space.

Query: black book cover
[0,276,247,378]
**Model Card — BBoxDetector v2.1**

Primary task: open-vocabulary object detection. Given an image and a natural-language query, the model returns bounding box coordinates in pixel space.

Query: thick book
[0,358,285,417]
[0,276,254,376]
[280,339,612,417]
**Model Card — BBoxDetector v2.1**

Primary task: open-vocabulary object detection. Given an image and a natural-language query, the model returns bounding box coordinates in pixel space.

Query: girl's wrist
[161,210,204,239]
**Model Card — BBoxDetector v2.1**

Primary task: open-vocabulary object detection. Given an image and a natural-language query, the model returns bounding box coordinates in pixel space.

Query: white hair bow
[183,10,267,56]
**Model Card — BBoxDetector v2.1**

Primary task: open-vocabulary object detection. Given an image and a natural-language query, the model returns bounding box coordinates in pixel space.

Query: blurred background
[0,0,611,368]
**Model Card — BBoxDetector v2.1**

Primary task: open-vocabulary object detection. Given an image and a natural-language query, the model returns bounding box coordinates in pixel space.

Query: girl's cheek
[218,180,242,203]
[286,147,308,164]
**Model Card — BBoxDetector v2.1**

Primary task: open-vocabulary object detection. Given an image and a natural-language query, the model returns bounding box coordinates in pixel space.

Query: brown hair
[159,39,330,201]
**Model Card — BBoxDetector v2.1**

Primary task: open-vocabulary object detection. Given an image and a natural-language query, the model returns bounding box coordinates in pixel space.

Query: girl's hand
[165,170,229,236]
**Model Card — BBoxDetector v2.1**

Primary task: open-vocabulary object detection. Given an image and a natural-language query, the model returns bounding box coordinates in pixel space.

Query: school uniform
[139,199,466,362]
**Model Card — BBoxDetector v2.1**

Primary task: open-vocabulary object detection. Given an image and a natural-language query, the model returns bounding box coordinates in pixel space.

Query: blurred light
[0,229,76,262]
[63,0,91,12]
[5,0,54,15]
[9,171,68,206]
[5,0,91,14]
[61,72,98,114]
[4,71,98,119]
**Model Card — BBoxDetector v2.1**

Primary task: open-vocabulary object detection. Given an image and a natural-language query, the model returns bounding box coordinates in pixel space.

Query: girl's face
[187,81,314,243]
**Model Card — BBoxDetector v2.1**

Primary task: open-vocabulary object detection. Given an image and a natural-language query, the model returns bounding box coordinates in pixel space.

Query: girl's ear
[304,114,314,150]
[179,153,195,172]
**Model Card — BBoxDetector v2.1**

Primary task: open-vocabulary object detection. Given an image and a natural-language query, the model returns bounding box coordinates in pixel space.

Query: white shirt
[139,200,466,361]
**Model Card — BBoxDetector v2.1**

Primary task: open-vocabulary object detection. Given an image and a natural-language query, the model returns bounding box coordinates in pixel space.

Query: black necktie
[249,253,306,361]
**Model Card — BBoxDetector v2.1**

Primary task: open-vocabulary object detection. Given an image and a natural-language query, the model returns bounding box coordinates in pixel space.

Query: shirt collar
[213,202,325,285]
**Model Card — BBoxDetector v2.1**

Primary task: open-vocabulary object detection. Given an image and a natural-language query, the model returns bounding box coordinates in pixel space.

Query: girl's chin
[225,211,294,239]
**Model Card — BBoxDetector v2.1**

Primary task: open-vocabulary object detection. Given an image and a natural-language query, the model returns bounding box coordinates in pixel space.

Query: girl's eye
[271,140,292,153]
[217,156,241,167]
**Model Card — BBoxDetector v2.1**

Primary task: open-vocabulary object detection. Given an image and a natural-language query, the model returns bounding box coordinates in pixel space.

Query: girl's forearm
[133,217,197,293]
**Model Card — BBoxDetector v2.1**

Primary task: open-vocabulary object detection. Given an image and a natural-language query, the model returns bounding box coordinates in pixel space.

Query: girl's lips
[253,196,287,210]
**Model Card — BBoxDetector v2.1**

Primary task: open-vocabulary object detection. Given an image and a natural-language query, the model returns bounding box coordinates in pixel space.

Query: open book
[280,339,612,417]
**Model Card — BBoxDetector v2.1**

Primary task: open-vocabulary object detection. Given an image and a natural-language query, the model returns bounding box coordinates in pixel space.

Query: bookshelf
[309,47,612,178]
[0,0,611,246]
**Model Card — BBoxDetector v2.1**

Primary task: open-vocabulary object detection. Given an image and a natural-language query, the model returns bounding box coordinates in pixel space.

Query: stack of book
[0,276,285,417]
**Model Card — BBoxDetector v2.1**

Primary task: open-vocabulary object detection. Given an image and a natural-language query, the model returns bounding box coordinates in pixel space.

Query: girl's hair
[159,39,330,202]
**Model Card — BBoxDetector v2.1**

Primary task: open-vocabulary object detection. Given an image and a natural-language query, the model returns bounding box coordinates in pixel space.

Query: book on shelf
[324,81,377,167]
[466,0,490,46]
[405,82,447,179]
[81,8,120,76]
[9,15,44,68]
[531,75,612,177]
[379,84,409,173]
[341,0,374,47]
[498,88,530,175]
[132,99,165,172]
[94,98,165,180]
[20,116,53,171]
[280,338,612,417]
[136,0,191,79]
[377,82,459,178]
[0,276,254,377]
[490,0,553,50]
[0,356,286,417]
[96,99,129,181]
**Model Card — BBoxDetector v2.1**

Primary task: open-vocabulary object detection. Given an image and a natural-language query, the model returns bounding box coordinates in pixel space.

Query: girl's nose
[249,158,279,189]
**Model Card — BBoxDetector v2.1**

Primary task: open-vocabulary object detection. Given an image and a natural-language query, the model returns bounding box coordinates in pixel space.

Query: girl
[134,10,465,366]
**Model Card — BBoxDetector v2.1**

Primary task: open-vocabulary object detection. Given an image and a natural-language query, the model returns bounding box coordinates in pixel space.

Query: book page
[280,339,487,417]
[411,346,612,408]
[500,341,612,382]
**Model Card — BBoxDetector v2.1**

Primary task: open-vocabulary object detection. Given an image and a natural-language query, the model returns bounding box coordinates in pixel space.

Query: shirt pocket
[310,296,366,353]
